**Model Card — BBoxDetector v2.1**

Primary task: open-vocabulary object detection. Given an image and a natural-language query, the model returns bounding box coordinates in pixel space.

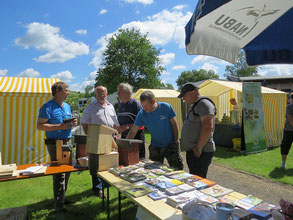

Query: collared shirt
[81,99,119,128]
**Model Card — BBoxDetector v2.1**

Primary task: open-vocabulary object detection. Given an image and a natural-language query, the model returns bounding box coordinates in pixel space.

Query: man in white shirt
[81,86,119,197]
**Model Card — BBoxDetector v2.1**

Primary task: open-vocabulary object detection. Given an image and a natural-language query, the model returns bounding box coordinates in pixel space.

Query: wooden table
[98,171,182,220]
[0,163,87,182]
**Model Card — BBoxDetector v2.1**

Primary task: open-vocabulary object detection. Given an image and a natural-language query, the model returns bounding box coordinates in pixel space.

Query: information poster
[242,82,266,153]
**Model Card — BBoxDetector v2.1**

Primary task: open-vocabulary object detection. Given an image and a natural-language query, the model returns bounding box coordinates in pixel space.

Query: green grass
[213,146,293,185]
[0,171,137,220]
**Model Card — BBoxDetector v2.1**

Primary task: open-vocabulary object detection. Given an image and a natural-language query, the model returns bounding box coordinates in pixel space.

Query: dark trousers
[186,150,214,178]
[149,143,183,170]
[281,130,293,155]
[46,144,70,211]
[88,153,101,192]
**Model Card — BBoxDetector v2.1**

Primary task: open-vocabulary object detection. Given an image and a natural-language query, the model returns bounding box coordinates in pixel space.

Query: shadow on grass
[214,146,244,159]
[27,188,137,220]
[269,167,293,179]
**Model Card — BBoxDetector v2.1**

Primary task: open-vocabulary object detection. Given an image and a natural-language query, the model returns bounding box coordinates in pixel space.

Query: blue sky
[1,0,293,92]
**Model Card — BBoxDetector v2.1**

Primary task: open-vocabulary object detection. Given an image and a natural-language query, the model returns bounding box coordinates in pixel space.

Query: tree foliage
[176,69,219,89]
[224,51,258,78]
[95,28,164,94]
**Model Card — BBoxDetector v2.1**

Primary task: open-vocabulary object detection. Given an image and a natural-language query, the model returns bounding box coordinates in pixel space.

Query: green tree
[162,83,174,90]
[224,51,258,78]
[84,85,94,98]
[67,91,82,111]
[95,28,164,94]
[176,69,219,89]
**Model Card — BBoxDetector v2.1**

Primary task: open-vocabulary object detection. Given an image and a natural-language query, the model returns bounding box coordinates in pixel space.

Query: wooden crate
[98,152,119,171]
[118,143,139,166]
[86,124,116,155]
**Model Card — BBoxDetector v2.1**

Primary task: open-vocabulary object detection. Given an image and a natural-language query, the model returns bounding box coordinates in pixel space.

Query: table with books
[98,160,275,220]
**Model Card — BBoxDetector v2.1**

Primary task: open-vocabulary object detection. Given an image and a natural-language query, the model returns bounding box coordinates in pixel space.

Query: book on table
[248,202,275,219]
[148,190,167,200]
[124,185,153,198]
[120,172,146,183]
[165,186,184,195]
[200,184,234,198]
[188,180,207,190]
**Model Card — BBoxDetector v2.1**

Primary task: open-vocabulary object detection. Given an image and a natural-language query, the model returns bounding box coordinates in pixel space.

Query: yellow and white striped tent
[0,77,59,165]
[198,80,287,147]
[132,89,183,130]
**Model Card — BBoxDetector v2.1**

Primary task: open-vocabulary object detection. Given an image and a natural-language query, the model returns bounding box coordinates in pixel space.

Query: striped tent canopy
[0,77,59,165]
[132,89,183,129]
[198,79,287,147]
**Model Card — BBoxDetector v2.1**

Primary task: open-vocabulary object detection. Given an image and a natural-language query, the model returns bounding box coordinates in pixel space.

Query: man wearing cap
[126,90,183,170]
[178,82,216,178]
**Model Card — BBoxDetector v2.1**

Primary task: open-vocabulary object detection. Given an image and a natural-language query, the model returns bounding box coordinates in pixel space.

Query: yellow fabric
[198,80,286,147]
[0,77,59,164]
[132,89,183,130]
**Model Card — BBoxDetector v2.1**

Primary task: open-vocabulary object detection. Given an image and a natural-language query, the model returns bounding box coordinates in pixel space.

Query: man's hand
[192,147,202,158]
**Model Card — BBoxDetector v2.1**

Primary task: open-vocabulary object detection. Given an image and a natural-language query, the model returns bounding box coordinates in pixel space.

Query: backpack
[191,96,217,116]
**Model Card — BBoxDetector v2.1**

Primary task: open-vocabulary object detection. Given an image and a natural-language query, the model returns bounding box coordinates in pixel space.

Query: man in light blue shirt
[127,90,183,170]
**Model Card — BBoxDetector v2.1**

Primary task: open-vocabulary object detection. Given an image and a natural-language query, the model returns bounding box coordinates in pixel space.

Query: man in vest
[178,82,216,178]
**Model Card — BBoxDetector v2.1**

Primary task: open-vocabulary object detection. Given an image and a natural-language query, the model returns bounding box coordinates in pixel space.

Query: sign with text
[242,82,266,153]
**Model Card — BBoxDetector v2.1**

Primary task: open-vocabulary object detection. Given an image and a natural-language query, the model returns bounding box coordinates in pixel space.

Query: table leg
[118,191,121,220]
[107,183,110,220]
[102,181,105,210]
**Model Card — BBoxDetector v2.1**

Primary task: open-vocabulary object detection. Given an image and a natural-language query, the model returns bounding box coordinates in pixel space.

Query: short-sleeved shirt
[118,99,142,138]
[284,103,293,131]
[181,98,216,152]
[81,99,119,128]
[134,102,176,147]
[38,100,72,139]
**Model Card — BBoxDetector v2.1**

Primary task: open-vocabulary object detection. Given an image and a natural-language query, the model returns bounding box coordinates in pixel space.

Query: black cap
[178,82,198,98]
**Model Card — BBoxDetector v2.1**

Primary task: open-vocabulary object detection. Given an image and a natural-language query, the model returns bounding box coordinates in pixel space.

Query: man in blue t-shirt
[37,81,77,213]
[126,90,183,170]
[116,83,145,158]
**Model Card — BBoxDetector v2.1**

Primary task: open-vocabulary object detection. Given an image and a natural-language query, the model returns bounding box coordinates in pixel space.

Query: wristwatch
[194,147,202,153]
[126,124,130,130]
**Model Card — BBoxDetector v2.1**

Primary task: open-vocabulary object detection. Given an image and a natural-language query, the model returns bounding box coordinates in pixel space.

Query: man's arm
[170,117,180,145]
[37,118,70,131]
[82,123,89,135]
[126,124,140,139]
[288,114,293,127]
[193,114,214,157]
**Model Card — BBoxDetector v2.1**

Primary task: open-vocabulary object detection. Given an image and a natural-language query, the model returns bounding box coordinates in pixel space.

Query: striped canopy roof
[0,77,59,97]
[132,89,180,99]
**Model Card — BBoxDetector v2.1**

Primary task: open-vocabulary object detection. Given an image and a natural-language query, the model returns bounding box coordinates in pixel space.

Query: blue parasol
[185,0,293,66]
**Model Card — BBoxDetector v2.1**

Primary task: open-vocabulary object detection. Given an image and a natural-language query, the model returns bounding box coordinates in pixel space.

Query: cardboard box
[98,152,119,171]
[86,124,116,155]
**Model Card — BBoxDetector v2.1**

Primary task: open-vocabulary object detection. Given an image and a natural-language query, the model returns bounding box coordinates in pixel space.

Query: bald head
[95,86,108,104]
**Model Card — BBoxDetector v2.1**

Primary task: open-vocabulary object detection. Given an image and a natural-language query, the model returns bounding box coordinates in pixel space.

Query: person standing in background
[37,81,78,213]
[178,82,216,178]
[116,83,145,159]
[280,92,293,168]
[81,86,119,198]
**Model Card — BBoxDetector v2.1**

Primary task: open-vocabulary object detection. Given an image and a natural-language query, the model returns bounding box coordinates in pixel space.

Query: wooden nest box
[56,140,72,165]
[86,123,117,155]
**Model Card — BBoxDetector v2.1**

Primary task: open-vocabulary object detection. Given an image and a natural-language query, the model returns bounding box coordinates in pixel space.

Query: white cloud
[135,10,140,14]
[258,64,293,76]
[201,63,219,73]
[75,29,87,35]
[162,70,171,75]
[122,0,153,5]
[14,22,89,63]
[172,65,186,70]
[159,53,175,67]
[51,71,74,83]
[17,68,40,77]
[70,71,97,92]
[90,8,192,69]
[0,69,8,76]
[173,5,187,11]
[99,9,108,15]
[191,55,228,65]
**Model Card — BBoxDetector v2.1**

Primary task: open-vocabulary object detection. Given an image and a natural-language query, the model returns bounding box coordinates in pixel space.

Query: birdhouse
[56,140,72,165]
